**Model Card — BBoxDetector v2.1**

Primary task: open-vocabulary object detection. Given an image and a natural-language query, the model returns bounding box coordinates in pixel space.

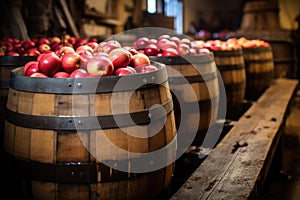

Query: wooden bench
[171,78,299,200]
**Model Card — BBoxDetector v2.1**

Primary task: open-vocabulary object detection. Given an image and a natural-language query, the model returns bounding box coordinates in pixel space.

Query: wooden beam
[171,78,299,200]
[59,0,80,37]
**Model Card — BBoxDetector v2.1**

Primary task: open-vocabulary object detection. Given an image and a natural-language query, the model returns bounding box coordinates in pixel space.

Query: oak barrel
[150,54,219,146]
[243,46,274,101]
[239,1,280,31]
[213,49,246,119]
[3,63,176,200]
[0,56,36,147]
[268,39,297,78]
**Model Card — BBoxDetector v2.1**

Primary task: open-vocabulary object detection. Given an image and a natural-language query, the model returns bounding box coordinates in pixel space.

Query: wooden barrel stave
[213,49,246,119]
[150,54,219,146]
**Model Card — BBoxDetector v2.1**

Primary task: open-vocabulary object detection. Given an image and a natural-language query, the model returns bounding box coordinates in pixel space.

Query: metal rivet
[77,82,82,89]
[77,120,82,126]
[142,78,147,83]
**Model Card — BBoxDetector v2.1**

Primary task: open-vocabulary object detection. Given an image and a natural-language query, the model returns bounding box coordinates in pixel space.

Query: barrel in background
[3,63,176,200]
[243,46,274,101]
[213,49,246,120]
[267,39,297,78]
[239,1,280,32]
[150,54,219,146]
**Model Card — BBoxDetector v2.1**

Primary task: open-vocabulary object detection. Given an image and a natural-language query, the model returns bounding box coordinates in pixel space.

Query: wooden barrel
[243,46,274,101]
[3,63,176,200]
[213,49,246,120]
[150,54,219,146]
[239,1,280,31]
[268,39,297,78]
[0,56,36,147]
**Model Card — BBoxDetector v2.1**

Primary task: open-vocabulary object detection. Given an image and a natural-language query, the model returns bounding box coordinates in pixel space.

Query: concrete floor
[262,88,300,200]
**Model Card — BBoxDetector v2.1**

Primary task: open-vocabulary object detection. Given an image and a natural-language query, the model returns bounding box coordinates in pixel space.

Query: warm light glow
[147,0,156,13]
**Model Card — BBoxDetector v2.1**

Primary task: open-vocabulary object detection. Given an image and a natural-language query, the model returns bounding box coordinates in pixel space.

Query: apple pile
[193,38,243,51]
[236,37,270,49]
[23,39,159,78]
[0,34,98,56]
[132,34,211,57]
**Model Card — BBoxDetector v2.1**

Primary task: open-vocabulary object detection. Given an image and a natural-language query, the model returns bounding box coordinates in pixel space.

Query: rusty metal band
[5,98,173,130]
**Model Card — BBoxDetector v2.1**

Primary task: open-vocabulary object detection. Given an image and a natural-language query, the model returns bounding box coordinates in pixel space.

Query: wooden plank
[171,78,298,200]
[59,0,80,37]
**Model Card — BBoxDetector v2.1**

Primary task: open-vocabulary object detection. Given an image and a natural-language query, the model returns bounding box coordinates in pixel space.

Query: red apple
[22,40,36,50]
[38,52,62,76]
[133,37,149,49]
[6,51,19,56]
[108,48,132,68]
[37,37,51,46]
[76,44,94,54]
[126,66,137,74]
[157,39,178,51]
[37,43,51,53]
[198,48,210,54]
[158,34,171,41]
[149,38,158,45]
[53,71,70,78]
[86,42,98,50]
[177,43,190,55]
[89,37,98,43]
[87,56,114,76]
[69,69,89,78]
[74,38,89,49]
[56,46,75,57]
[170,36,181,46]
[26,48,41,56]
[144,44,159,56]
[30,72,48,78]
[114,67,136,76]
[106,40,121,47]
[96,42,120,54]
[180,38,191,46]
[161,48,178,56]
[78,51,93,70]
[122,46,138,56]
[130,53,151,68]
[94,52,109,58]
[189,48,197,55]
[51,42,63,51]
[23,61,39,76]
[61,52,82,73]
[140,64,158,73]
[51,36,61,44]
